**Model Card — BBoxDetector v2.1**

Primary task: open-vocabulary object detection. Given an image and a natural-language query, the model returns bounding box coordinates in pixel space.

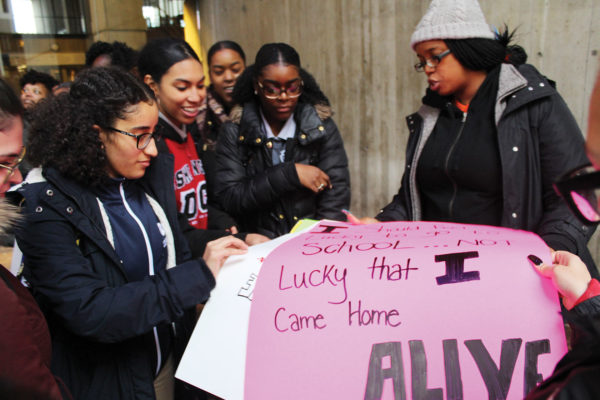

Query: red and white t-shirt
[165,132,208,230]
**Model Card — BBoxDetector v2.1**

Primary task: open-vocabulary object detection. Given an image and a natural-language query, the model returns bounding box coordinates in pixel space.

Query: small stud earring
[254,90,257,95]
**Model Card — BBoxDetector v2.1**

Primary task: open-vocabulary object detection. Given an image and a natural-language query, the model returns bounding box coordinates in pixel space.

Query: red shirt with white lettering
[165,133,208,229]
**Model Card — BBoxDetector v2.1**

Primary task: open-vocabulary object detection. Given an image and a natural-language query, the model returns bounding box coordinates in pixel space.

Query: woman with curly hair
[85,40,138,73]
[19,69,58,110]
[15,67,247,400]
[215,42,351,238]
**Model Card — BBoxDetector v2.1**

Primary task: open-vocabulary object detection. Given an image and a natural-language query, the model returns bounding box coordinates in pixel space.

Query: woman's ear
[94,124,108,143]
[144,74,159,96]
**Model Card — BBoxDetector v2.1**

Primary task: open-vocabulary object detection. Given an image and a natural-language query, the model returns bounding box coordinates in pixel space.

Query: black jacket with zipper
[215,101,351,238]
[377,63,597,276]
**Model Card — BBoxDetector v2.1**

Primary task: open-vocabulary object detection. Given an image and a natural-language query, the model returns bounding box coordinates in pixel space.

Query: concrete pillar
[87,0,146,50]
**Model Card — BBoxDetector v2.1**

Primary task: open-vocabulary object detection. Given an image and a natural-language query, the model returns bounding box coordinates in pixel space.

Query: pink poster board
[245,221,567,399]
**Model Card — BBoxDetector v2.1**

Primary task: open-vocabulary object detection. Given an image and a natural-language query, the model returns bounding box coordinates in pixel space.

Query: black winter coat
[14,153,215,400]
[216,101,351,238]
[377,63,597,276]
[526,295,600,398]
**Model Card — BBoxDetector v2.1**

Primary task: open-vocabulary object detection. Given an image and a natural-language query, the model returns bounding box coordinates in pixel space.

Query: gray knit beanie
[410,0,495,49]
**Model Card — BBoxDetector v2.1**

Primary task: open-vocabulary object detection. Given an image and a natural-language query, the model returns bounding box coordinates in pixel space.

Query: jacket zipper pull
[462,111,467,122]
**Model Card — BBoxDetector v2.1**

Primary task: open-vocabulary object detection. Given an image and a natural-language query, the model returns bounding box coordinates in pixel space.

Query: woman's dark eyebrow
[174,76,205,85]
[417,45,445,56]
[262,78,301,85]
[0,152,19,158]
[128,125,152,132]
[212,61,242,69]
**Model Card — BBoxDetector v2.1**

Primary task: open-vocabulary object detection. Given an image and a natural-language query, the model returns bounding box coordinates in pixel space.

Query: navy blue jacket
[14,153,215,400]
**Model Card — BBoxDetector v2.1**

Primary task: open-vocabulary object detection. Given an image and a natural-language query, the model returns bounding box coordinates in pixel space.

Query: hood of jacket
[0,198,20,236]
[229,101,333,147]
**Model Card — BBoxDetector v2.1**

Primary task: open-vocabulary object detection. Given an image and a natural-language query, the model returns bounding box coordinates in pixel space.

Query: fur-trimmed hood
[0,198,20,236]
[226,101,335,147]
[228,102,333,124]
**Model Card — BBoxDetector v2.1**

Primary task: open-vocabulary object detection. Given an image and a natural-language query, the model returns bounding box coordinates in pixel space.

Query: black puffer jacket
[216,101,350,238]
[14,153,215,400]
[377,63,597,276]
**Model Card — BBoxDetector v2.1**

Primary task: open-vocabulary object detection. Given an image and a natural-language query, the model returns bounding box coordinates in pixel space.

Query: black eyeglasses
[104,126,162,150]
[553,164,600,225]
[257,80,303,100]
[414,50,451,72]
[0,147,26,185]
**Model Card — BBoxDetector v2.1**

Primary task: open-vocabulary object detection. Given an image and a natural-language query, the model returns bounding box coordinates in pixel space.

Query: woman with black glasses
[15,67,247,400]
[215,42,351,238]
[367,0,597,277]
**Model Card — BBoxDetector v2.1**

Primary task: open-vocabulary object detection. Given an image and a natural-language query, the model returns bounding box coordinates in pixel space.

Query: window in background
[9,0,87,35]
[143,0,184,29]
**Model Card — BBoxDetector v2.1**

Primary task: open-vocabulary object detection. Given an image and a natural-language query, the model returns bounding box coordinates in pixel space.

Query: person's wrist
[569,278,599,310]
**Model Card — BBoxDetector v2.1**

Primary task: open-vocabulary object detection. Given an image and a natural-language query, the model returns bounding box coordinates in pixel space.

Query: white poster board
[175,231,303,399]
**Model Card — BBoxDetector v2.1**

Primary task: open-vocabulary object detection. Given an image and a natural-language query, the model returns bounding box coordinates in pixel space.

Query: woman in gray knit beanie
[371,0,599,280]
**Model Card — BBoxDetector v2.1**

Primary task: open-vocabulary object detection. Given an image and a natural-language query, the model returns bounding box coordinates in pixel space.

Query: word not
[368,256,418,281]
[274,307,326,332]
[302,241,413,256]
[364,338,550,400]
[457,239,512,247]
[348,300,401,327]
[237,272,257,301]
[278,264,348,304]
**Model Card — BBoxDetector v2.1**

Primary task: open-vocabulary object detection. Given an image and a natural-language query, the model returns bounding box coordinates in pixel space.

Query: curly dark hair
[0,78,23,119]
[27,67,155,188]
[19,69,58,93]
[232,42,330,107]
[85,41,138,71]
